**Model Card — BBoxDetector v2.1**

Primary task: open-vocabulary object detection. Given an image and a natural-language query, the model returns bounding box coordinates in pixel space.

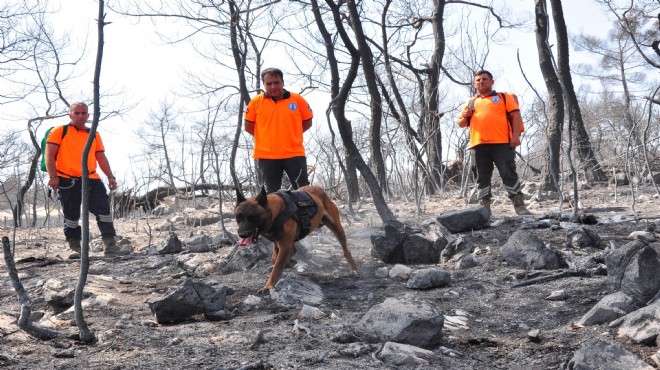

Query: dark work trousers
[57,177,116,240]
[471,144,523,201]
[257,156,310,194]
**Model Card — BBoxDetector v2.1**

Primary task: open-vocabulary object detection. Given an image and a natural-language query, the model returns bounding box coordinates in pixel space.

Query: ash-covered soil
[1,184,659,369]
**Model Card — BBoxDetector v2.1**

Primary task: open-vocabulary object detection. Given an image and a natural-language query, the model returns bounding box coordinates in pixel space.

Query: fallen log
[113,183,233,217]
[511,269,589,288]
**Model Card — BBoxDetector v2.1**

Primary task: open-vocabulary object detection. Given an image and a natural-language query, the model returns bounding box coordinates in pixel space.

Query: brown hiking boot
[103,236,129,256]
[479,198,491,214]
[511,194,532,216]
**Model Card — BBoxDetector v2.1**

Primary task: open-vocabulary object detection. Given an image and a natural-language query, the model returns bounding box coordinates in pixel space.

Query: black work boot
[67,238,81,259]
[511,194,532,216]
[103,236,129,256]
[67,238,82,253]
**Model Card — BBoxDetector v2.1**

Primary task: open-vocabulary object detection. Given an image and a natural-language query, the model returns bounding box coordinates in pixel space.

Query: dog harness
[269,190,318,241]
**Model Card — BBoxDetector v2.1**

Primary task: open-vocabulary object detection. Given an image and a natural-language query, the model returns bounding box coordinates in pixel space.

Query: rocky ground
[0,183,659,369]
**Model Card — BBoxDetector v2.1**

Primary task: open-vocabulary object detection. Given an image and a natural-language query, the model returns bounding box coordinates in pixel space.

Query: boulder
[354,297,443,348]
[185,234,212,253]
[270,273,324,306]
[376,342,433,366]
[578,292,639,326]
[148,232,184,255]
[406,268,451,290]
[43,279,74,313]
[606,240,660,304]
[614,301,660,345]
[370,221,448,265]
[146,279,230,324]
[500,230,566,270]
[437,206,490,233]
[563,338,652,370]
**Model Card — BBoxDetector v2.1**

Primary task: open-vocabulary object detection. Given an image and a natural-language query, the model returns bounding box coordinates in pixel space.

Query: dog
[234,185,360,293]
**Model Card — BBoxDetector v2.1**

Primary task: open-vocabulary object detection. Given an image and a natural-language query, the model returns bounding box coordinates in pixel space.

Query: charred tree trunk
[309,0,359,204]
[535,0,564,192]
[228,0,253,192]
[423,0,446,194]
[2,236,61,340]
[314,0,396,223]
[346,0,388,195]
[12,122,42,227]
[550,0,607,182]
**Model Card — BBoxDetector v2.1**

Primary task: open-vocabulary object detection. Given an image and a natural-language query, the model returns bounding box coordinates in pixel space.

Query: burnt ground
[0,184,659,369]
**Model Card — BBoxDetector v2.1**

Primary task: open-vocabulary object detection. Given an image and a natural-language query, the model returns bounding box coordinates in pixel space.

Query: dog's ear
[236,187,246,205]
[257,186,268,207]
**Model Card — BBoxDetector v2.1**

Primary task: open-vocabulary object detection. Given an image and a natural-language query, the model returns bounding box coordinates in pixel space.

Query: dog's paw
[257,286,271,295]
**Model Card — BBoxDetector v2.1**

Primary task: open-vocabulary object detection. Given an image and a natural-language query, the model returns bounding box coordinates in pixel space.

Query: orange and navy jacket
[47,124,105,179]
[459,91,521,148]
[244,90,313,159]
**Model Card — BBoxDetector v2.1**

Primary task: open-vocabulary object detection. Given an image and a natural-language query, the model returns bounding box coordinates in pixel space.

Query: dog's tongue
[237,237,253,246]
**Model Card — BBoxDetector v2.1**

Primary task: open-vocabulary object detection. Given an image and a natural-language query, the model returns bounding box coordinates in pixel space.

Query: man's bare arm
[244,120,255,135]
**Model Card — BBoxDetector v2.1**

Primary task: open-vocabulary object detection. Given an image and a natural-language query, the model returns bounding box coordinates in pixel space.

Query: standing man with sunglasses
[45,102,128,257]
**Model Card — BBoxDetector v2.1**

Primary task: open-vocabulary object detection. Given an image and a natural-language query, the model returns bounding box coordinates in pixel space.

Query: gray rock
[154,221,175,232]
[566,227,607,249]
[185,215,221,227]
[146,279,230,324]
[152,204,171,216]
[270,273,324,306]
[500,230,566,270]
[563,338,653,370]
[185,234,212,253]
[53,349,75,358]
[298,305,324,320]
[354,297,444,348]
[628,231,657,243]
[606,241,660,304]
[332,343,378,358]
[578,292,639,326]
[527,329,541,342]
[406,268,451,290]
[437,206,490,233]
[43,279,74,313]
[376,341,433,366]
[374,267,389,278]
[389,264,413,280]
[148,232,184,255]
[545,290,568,301]
[223,240,271,271]
[440,236,474,263]
[615,301,660,344]
[370,221,448,265]
[455,254,478,269]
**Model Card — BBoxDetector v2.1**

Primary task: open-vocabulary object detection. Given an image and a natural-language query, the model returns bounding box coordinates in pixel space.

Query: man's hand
[509,135,521,148]
[48,177,59,191]
[108,177,117,191]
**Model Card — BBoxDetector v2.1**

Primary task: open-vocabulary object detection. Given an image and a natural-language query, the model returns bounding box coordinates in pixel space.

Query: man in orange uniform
[244,68,313,193]
[457,70,531,216]
[45,102,128,256]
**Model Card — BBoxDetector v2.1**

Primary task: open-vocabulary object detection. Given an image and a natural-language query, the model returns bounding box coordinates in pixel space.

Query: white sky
[0,0,625,183]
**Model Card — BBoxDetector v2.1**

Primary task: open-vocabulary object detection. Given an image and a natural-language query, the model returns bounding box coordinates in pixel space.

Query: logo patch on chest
[288,103,298,111]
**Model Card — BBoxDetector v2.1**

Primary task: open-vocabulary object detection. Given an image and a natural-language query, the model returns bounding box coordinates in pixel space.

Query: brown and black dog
[234,185,360,293]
